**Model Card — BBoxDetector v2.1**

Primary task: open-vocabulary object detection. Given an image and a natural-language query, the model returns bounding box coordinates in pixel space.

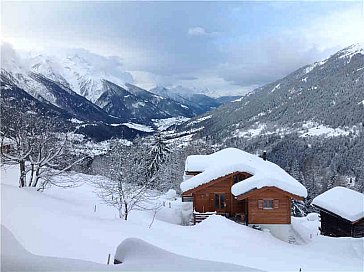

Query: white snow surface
[3,50,133,103]
[114,238,258,271]
[1,225,121,271]
[2,224,254,271]
[181,148,307,198]
[2,164,364,271]
[338,43,364,62]
[312,186,364,222]
[300,122,354,138]
[153,117,190,131]
[122,122,154,132]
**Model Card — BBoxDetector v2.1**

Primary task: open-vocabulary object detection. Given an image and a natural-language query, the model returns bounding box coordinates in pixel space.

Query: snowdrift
[114,237,260,271]
[1,225,119,271]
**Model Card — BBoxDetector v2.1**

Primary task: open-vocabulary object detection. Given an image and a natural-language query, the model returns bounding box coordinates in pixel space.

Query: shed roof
[312,187,364,222]
[181,148,307,198]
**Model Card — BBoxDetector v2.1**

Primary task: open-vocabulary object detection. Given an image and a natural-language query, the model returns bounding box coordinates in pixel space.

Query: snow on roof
[181,148,307,198]
[312,187,364,222]
[1,137,15,145]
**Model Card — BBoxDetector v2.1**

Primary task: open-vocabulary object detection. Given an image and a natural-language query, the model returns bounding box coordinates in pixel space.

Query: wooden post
[107,253,111,265]
[94,205,97,213]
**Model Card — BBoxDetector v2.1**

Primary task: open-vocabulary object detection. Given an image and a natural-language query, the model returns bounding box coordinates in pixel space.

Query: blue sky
[2,1,364,94]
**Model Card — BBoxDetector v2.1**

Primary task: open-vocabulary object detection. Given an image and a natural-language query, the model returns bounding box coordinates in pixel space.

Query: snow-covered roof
[1,137,15,145]
[312,187,364,222]
[181,148,307,198]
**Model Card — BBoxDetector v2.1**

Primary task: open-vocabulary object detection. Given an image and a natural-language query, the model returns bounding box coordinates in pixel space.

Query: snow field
[1,165,363,271]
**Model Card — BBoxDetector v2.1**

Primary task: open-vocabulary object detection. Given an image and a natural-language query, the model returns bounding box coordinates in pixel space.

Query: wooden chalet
[312,187,364,238]
[181,148,307,225]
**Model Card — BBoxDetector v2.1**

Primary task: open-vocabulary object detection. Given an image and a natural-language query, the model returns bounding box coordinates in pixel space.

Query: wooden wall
[353,218,364,238]
[191,172,249,217]
[247,188,291,224]
[320,211,364,238]
[184,173,295,224]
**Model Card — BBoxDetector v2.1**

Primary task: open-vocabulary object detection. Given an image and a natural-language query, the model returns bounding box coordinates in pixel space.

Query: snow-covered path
[1,165,363,271]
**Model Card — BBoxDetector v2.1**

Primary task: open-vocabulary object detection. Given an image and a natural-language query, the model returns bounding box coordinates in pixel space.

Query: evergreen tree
[147,133,170,180]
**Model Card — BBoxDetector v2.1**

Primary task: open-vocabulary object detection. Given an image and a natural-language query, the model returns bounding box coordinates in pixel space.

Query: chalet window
[182,196,193,202]
[215,193,225,209]
[263,200,273,209]
[258,199,276,209]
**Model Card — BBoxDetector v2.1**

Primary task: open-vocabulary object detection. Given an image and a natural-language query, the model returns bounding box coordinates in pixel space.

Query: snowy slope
[113,238,257,271]
[21,52,131,103]
[2,225,254,271]
[176,43,364,139]
[1,165,363,271]
[1,52,200,129]
[1,225,120,271]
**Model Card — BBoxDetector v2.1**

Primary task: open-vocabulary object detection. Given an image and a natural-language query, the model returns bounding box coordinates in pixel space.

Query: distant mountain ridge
[177,43,364,138]
[172,43,364,194]
[0,48,239,139]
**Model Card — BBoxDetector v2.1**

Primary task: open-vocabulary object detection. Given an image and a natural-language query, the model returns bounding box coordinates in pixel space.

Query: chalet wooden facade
[312,187,364,238]
[316,210,364,238]
[182,171,303,225]
[181,148,307,226]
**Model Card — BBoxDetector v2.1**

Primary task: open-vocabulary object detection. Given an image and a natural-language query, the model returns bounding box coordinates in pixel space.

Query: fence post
[107,253,111,265]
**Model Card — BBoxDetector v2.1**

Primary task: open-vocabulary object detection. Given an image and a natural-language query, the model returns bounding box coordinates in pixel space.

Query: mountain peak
[337,43,364,59]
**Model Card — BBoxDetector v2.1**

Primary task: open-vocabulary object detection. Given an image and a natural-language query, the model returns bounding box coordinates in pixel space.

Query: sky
[1,1,364,95]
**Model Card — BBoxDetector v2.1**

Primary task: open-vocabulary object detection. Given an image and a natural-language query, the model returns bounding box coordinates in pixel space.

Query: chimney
[262,150,267,161]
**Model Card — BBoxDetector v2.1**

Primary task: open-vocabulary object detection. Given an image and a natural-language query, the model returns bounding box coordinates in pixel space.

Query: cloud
[188,27,208,36]
[217,5,364,88]
[2,1,363,95]
[187,26,218,37]
[176,75,199,81]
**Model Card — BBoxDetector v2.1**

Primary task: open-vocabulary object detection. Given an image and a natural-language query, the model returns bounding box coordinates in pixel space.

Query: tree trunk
[33,166,41,188]
[29,163,35,187]
[124,202,128,221]
[19,160,26,187]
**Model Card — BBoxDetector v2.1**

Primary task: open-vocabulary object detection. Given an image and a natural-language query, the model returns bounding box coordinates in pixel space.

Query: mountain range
[172,43,364,194]
[0,50,238,140]
[175,43,364,138]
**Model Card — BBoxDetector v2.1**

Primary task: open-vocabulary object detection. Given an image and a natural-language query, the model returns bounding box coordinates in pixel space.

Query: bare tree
[28,132,86,191]
[94,141,160,220]
[1,132,32,187]
[1,107,85,190]
[0,110,34,187]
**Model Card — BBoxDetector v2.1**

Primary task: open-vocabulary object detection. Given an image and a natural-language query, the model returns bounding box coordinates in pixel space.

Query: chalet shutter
[273,199,279,209]
[258,199,264,209]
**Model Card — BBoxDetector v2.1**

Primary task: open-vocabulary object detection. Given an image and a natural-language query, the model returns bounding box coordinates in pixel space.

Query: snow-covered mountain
[95,82,196,123]
[150,85,240,115]
[172,44,364,192]
[177,43,364,138]
[1,47,237,138]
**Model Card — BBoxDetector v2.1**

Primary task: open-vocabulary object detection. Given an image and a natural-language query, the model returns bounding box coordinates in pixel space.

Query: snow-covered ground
[1,165,363,271]
[232,121,360,140]
[121,122,155,132]
[153,117,190,131]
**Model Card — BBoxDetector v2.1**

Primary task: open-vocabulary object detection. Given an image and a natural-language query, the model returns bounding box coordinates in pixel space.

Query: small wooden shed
[312,187,364,238]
